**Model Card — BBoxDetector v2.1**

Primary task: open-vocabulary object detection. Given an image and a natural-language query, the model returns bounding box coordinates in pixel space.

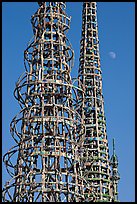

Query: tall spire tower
[110,139,120,202]
[78,2,113,201]
[3,2,85,202]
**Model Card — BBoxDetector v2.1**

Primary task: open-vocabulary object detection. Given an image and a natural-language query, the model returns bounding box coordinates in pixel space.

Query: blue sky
[2,2,135,202]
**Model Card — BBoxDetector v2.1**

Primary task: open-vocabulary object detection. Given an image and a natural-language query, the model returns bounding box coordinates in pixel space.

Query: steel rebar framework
[3,2,120,202]
[3,2,86,202]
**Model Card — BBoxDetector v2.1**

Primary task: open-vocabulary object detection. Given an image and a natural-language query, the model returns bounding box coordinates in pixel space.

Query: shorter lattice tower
[2,2,85,202]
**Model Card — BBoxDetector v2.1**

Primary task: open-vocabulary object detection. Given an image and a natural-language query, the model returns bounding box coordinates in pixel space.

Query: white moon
[109,51,116,59]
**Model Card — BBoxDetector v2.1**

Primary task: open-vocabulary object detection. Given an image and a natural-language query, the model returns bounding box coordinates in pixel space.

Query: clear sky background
[2,2,135,202]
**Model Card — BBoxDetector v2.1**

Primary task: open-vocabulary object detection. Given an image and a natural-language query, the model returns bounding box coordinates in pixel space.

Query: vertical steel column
[2,2,85,202]
[78,2,112,202]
